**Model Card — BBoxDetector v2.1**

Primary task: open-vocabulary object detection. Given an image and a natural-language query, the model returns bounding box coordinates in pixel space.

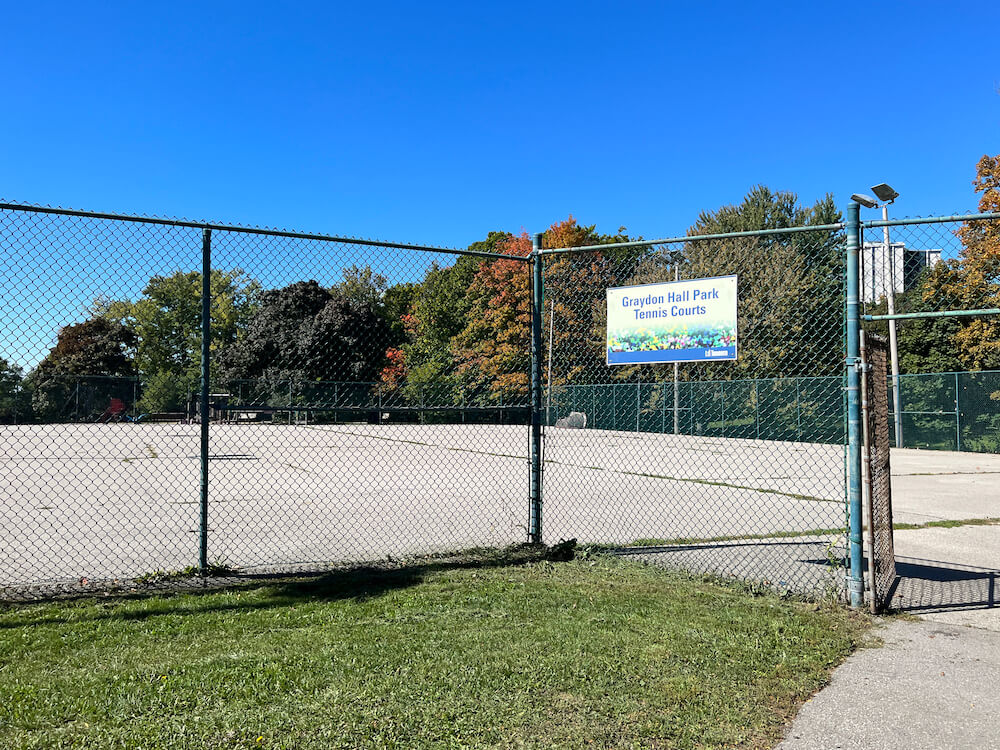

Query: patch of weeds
[133,560,237,584]
[893,517,1000,531]
[627,528,845,548]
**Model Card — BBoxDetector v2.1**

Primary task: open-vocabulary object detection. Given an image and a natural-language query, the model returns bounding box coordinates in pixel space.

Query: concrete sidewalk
[778,529,999,749]
[779,452,1000,749]
[777,618,1000,750]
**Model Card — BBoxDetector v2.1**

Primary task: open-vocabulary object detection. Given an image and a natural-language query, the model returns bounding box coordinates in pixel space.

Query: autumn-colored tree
[452,233,532,403]
[945,155,1000,370]
[541,218,639,385]
[383,232,511,408]
[889,156,1000,373]
[450,218,639,403]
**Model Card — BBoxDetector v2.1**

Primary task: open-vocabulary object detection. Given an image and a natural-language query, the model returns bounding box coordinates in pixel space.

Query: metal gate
[861,331,896,612]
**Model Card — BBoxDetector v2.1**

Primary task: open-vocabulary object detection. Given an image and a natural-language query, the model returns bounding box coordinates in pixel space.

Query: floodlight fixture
[851,193,878,209]
[871,183,899,204]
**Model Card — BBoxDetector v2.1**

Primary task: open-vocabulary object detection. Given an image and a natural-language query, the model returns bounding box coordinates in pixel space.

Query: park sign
[606,275,738,365]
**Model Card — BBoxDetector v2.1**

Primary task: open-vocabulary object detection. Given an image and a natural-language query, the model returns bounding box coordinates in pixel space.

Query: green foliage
[218,280,389,405]
[680,186,844,379]
[138,370,191,414]
[385,235,502,407]
[101,269,260,411]
[382,281,419,348]
[0,357,29,423]
[27,317,137,421]
[333,264,387,309]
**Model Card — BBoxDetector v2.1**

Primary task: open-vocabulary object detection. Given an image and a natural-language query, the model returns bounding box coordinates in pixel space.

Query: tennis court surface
[2,422,851,594]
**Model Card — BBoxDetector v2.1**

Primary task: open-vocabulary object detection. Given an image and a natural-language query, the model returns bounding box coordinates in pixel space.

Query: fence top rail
[552,374,844,389]
[539,222,846,256]
[896,368,1000,378]
[861,211,1000,229]
[0,200,528,262]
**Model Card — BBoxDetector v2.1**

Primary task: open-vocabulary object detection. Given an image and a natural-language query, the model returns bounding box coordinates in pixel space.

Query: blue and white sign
[606,275,738,365]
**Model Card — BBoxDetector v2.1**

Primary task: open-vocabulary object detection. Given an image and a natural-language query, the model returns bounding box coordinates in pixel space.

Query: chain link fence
[860,215,1000,452]
[538,224,848,596]
[861,333,895,613]
[0,203,533,598]
[8,201,993,606]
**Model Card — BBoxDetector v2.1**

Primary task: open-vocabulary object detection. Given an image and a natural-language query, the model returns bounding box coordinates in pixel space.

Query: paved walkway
[779,451,1000,749]
[777,618,1000,750]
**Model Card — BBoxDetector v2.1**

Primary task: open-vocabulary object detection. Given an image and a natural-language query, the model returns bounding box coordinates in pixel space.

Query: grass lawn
[0,549,869,749]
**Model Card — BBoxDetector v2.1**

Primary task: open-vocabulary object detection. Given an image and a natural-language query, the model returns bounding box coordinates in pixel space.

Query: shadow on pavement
[889,555,998,614]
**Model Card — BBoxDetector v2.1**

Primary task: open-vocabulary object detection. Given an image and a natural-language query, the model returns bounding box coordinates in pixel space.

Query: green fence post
[955,371,961,452]
[636,381,640,432]
[661,383,666,434]
[721,381,726,437]
[754,379,760,439]
[608,385,613,430]
[846,202,864,608]
[795,378,801,441]
[199,228,211,572]
[529,233,544,544]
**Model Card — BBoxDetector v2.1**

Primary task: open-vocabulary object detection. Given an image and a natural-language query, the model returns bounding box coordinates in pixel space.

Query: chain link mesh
[540,226,848,596]
[862,333,896,613]
[860,216,1000,453]
[8,203,994,603]
[0,204,532,598]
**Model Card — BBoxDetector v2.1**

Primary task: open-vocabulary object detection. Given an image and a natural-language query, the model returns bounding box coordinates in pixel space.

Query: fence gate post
[529,233,544,544]
[199,228,212,572]
[846,202,865,608]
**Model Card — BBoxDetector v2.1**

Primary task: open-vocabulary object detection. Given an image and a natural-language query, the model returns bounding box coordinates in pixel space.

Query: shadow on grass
[0,545,552,629]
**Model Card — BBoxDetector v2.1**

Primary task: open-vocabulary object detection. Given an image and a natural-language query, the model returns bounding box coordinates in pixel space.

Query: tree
[452,233,531,402]
[678,187,844,379]
[867,266,964,374]
[218,280,389,406]
[885,156,1000,373]
[335,264,388,310]
[540,218,640,385]
[0,358,29,423]
[944,155,1000,370]
[102,269,260,410]
[384,232,509,408]
[27,317,137,421]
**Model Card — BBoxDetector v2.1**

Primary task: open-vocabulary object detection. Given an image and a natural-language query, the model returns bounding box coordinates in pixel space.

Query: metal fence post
[529,233,544,544]
[955,371,961,451]
[636,381,640,432]
[754,379,760,439]
[795,378,801,440]
[846,202,865,608]
[199,228,212,572]
[721,381,726,437]
[612,385,617,431]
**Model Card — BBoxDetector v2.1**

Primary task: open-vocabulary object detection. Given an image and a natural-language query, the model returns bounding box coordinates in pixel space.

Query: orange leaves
[380,347,407,389]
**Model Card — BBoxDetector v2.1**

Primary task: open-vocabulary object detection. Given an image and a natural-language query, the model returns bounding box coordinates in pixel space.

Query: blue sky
[1,1,998,369]
[3,1,997,247]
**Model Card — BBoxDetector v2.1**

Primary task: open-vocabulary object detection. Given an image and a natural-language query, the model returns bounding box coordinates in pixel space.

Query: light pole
[851,184,903,448]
